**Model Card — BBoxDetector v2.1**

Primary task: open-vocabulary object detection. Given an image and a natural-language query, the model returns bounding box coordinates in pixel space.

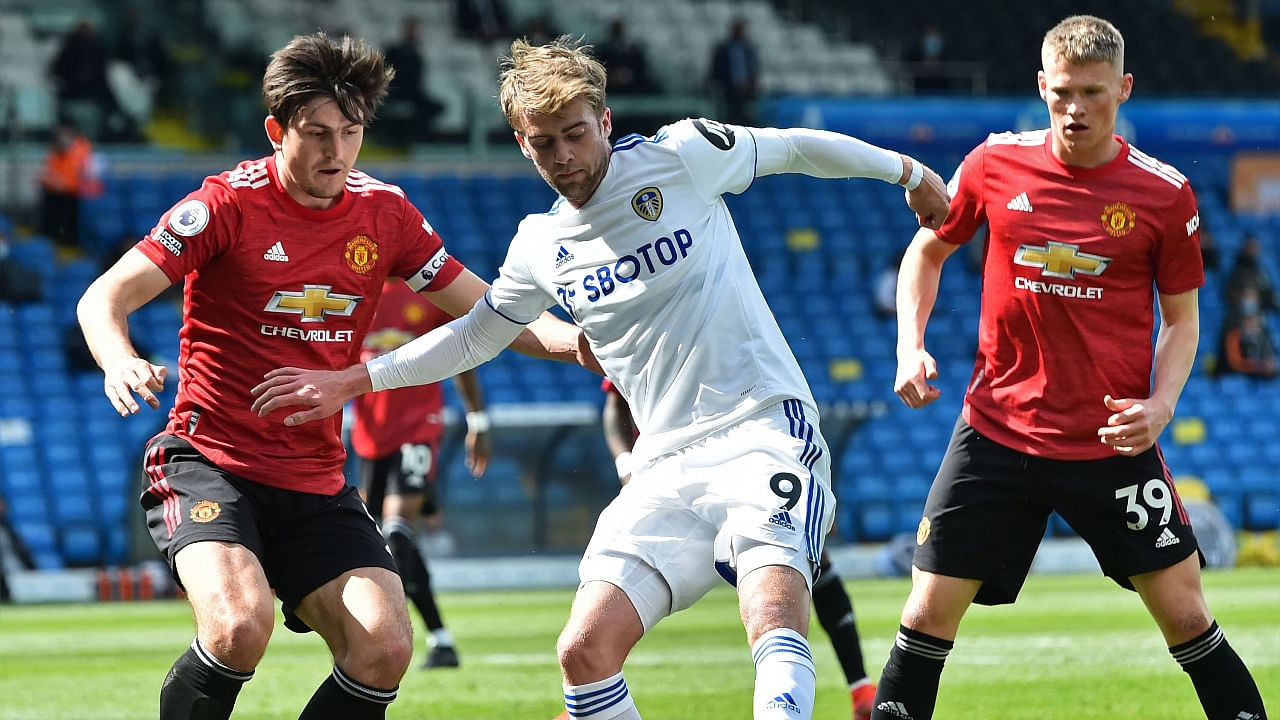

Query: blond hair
[1041,15,1124,72]
[498,35,607,130]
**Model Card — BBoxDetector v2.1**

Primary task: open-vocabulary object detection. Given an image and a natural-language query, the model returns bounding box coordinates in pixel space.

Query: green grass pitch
[1,568,1276,719]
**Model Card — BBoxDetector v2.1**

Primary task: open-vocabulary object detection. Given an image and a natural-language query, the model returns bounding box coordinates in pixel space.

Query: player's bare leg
[739,564,815,719]
[1132,554,1268,720]
[556,580,645,719]
[294,567,414,719]
[160,541,272,719]
[869,568,978,720]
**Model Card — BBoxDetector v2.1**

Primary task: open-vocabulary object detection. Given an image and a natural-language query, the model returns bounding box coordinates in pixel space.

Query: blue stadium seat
[6,492,49,523]
[59,524,102,565]
[13,520,57,558]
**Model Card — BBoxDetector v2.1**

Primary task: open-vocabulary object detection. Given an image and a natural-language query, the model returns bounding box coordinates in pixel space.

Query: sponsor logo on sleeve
[169,200,210,237]
[692,118,735,150]
[1185,212,1200,237]
[417,247,451,285]
[155,228,185,256]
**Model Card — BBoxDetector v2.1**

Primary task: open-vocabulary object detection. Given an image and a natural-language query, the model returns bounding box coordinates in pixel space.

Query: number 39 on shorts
[1114,478,1173,531]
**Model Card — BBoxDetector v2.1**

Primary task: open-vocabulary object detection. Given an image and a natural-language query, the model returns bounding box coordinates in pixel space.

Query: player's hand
[1097,394,1171,456]
[101,357,168,416]
[465,429,491,477]
[250,365,372,426]
[906,162,950,231]
[895,347,941,409]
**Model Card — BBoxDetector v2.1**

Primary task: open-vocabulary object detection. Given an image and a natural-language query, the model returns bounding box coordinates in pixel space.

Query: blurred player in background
[250,35,948,720]
[878,15,1269,720]
[353,280,493,670]
[590,380,879,720]
[76,32,590,720]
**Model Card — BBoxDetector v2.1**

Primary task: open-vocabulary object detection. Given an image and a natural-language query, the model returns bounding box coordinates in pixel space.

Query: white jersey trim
[1127,146,1187,188]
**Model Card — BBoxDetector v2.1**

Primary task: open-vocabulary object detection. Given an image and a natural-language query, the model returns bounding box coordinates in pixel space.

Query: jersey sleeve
[1153,181,1205,295]
[398,202,465,292]
[659,118,758,201]
[134,177,240,282]
[933,140,989,246]
[485,229,555,325]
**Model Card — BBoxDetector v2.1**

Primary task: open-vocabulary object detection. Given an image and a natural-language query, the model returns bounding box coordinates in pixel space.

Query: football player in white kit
[252,36,949,720]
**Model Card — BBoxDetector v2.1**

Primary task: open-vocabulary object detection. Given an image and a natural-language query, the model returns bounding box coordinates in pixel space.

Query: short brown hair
[498,35,607,130]
[1042,15,1124,72]
[262,32,394,129]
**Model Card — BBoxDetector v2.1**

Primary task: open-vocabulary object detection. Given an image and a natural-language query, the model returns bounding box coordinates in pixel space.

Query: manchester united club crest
[190,500,221,523]
[631,187,663,221]
[345,235,379,274]
[916,516,931,545]
[1100,202,1136,237]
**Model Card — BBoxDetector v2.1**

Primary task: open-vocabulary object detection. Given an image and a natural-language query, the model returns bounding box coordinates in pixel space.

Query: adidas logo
[877,700,913,719]
[1006,192,1033,212]
[1156,527,1181,548]
[765,693,800,713]
[1236,712,1262,720]
[553,245,574,268]
[767,510,795,531]
[263,241,290,262]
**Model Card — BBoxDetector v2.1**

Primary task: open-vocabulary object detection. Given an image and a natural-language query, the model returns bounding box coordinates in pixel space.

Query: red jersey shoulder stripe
[346,170,405,197]
[227,160,270,189]
[1127,145,1187,189]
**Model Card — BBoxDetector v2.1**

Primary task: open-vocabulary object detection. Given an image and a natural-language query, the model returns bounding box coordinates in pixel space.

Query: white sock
[751,628,816,719]
[563,671,641,719]
[430,627,454,648]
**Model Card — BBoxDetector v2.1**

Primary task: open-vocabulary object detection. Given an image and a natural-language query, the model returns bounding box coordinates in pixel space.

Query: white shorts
[578,399,835,632]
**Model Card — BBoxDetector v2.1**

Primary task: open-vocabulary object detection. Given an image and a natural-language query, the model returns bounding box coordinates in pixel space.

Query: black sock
[298,666,398,719]
[870,625,953,720]
[384,518,445,632]
[1170,622,1268,720]
[159,638,254,720]
[812,570,868,685]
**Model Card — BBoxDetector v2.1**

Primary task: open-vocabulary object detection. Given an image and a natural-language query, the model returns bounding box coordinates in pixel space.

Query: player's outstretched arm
[253,299,523,426]
[76,249,173,417]
[751,127,950,229]
[894,229,958,409]
[424,269,601,373]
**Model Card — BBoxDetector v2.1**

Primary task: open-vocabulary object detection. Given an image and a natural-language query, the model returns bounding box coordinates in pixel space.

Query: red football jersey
[936,131,1203,460]
[135,156,464,493]
[350,281,454,459]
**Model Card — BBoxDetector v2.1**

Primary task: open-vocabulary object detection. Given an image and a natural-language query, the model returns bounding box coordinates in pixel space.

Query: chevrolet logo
[1013,241,1110,279]
[264,285,361,322]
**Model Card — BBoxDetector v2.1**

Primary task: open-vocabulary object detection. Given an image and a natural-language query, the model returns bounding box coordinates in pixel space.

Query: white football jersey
[488,118,816,464]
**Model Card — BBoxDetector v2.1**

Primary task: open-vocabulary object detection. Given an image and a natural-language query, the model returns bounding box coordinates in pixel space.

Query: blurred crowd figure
[37,121,102,250]
[455,0,510,43]
[381,17,446,144]
[1215,234,1280,378]
[709,17,759,125]
[596,19,656,96]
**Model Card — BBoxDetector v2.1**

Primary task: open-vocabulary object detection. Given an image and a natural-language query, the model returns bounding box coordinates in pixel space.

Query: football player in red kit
[77,32,588,720]
[353,280,491,670]
[873,15,1268,720]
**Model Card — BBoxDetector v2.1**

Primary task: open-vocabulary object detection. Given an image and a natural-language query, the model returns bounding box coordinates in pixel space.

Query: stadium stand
[0,0,1276,566]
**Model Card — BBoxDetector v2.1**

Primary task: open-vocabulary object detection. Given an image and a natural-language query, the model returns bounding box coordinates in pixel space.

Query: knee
[200,603,274,671]
[741,594,806,643]
[342,625,414,688]
[557,625,620,682]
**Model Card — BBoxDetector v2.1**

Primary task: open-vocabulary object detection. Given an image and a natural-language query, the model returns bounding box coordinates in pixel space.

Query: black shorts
[356,440,442,518]
[914,418,1202,606]
[140,434,396,632]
